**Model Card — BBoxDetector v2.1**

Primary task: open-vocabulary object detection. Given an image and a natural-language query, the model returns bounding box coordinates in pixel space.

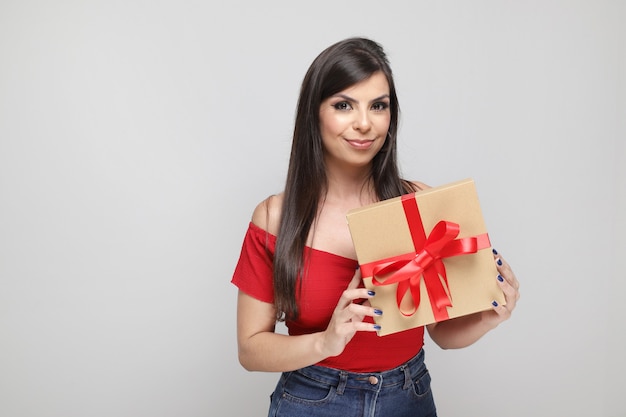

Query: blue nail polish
[374,309,383,315]
[373,325,381,330]
[367,290,376,296]
[497,274,504,282]
[492,248,498,255]
[356,264,360,270]
[492,301,499,307]
[497,259,503,266]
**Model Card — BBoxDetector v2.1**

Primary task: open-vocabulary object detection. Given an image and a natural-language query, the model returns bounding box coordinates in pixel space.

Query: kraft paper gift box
[346,178,505,336]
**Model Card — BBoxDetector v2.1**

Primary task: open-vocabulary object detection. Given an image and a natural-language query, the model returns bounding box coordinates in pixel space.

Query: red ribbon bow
[361,194,490,321]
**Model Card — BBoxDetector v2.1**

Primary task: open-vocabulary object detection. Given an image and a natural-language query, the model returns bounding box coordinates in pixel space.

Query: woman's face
[318,71,391,171]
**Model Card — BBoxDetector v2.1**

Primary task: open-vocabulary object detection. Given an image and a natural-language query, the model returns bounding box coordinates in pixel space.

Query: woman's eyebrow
[370,94,390,102]
[334,93,356,102]
[334,93,390,103]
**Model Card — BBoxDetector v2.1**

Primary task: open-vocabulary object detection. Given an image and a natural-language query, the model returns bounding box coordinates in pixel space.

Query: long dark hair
[274,37,417,321]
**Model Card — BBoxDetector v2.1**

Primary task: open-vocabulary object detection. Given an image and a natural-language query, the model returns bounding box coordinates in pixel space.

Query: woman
[231,37,520,417]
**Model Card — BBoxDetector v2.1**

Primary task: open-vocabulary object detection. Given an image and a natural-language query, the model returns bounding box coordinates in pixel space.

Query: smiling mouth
[346,139,375,149]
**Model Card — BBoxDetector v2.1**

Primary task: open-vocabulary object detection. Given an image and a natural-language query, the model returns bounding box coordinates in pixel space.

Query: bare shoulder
[251,192,283,236]
[408,180,431,191]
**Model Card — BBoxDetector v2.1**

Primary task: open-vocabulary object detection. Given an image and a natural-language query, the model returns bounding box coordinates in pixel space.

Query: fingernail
[497,274,504,282]
[492,248,498,255]
[497,259,502,266]
[356,264,360,270]
[492,300,499,307]
[374,309,383,316]
[373,325,381,330]
[367,290,376,296]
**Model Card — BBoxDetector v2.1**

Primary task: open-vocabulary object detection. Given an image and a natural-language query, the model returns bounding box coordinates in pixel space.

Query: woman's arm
[236,290,325,372]
[236,197,380,372]
[236,270,379,372]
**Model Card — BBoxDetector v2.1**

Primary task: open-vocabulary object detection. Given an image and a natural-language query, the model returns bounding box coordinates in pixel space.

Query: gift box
[346,178,505,336]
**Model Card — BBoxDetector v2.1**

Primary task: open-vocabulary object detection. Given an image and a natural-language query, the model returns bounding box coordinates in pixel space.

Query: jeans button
[368,376,379,385]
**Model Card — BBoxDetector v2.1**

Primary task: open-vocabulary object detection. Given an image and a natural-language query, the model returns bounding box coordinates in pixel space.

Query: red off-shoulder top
[231,222,424,372]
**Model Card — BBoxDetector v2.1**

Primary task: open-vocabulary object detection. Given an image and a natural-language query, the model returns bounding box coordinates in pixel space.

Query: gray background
[1,1,624,416]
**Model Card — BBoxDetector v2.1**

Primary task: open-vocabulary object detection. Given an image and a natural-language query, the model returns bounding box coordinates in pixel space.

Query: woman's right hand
[318,268,381,358]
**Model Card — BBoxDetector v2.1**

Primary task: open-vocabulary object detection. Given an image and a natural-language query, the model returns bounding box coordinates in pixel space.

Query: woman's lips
[346,139,375,149]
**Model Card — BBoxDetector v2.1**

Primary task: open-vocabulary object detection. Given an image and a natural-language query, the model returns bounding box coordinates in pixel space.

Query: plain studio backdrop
[0,1,624,416]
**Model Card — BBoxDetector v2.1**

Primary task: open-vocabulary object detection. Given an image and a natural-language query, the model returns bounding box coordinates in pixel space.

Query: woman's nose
[353,110,371,132]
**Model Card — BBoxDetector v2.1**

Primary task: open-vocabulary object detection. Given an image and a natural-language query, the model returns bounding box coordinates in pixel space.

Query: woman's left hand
[426,249,521,349]
[488,249,520,326]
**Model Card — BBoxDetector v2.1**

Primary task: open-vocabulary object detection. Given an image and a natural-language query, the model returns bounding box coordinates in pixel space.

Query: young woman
[231,37,520,417]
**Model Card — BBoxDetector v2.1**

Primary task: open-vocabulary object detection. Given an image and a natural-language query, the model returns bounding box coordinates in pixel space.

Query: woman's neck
[323,171,377,206]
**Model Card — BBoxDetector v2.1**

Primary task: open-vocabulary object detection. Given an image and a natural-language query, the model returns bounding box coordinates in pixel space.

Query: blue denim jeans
[267,349,437,417]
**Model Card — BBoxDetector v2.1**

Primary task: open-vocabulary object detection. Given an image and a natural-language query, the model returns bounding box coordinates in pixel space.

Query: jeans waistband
[294,349,426,393]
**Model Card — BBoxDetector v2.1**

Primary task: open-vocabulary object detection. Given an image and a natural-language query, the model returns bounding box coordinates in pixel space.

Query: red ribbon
[360,194,491,321]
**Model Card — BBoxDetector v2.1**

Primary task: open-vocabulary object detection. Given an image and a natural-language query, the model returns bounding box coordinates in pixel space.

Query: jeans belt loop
[337,371,348,395]
[402,365,412,390]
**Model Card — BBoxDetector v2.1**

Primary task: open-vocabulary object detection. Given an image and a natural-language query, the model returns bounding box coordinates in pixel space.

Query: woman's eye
[372,102,389,111]
[333,101,352,111]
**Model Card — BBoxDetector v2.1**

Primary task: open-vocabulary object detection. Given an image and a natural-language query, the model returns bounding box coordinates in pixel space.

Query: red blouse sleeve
[231,222,276,304]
